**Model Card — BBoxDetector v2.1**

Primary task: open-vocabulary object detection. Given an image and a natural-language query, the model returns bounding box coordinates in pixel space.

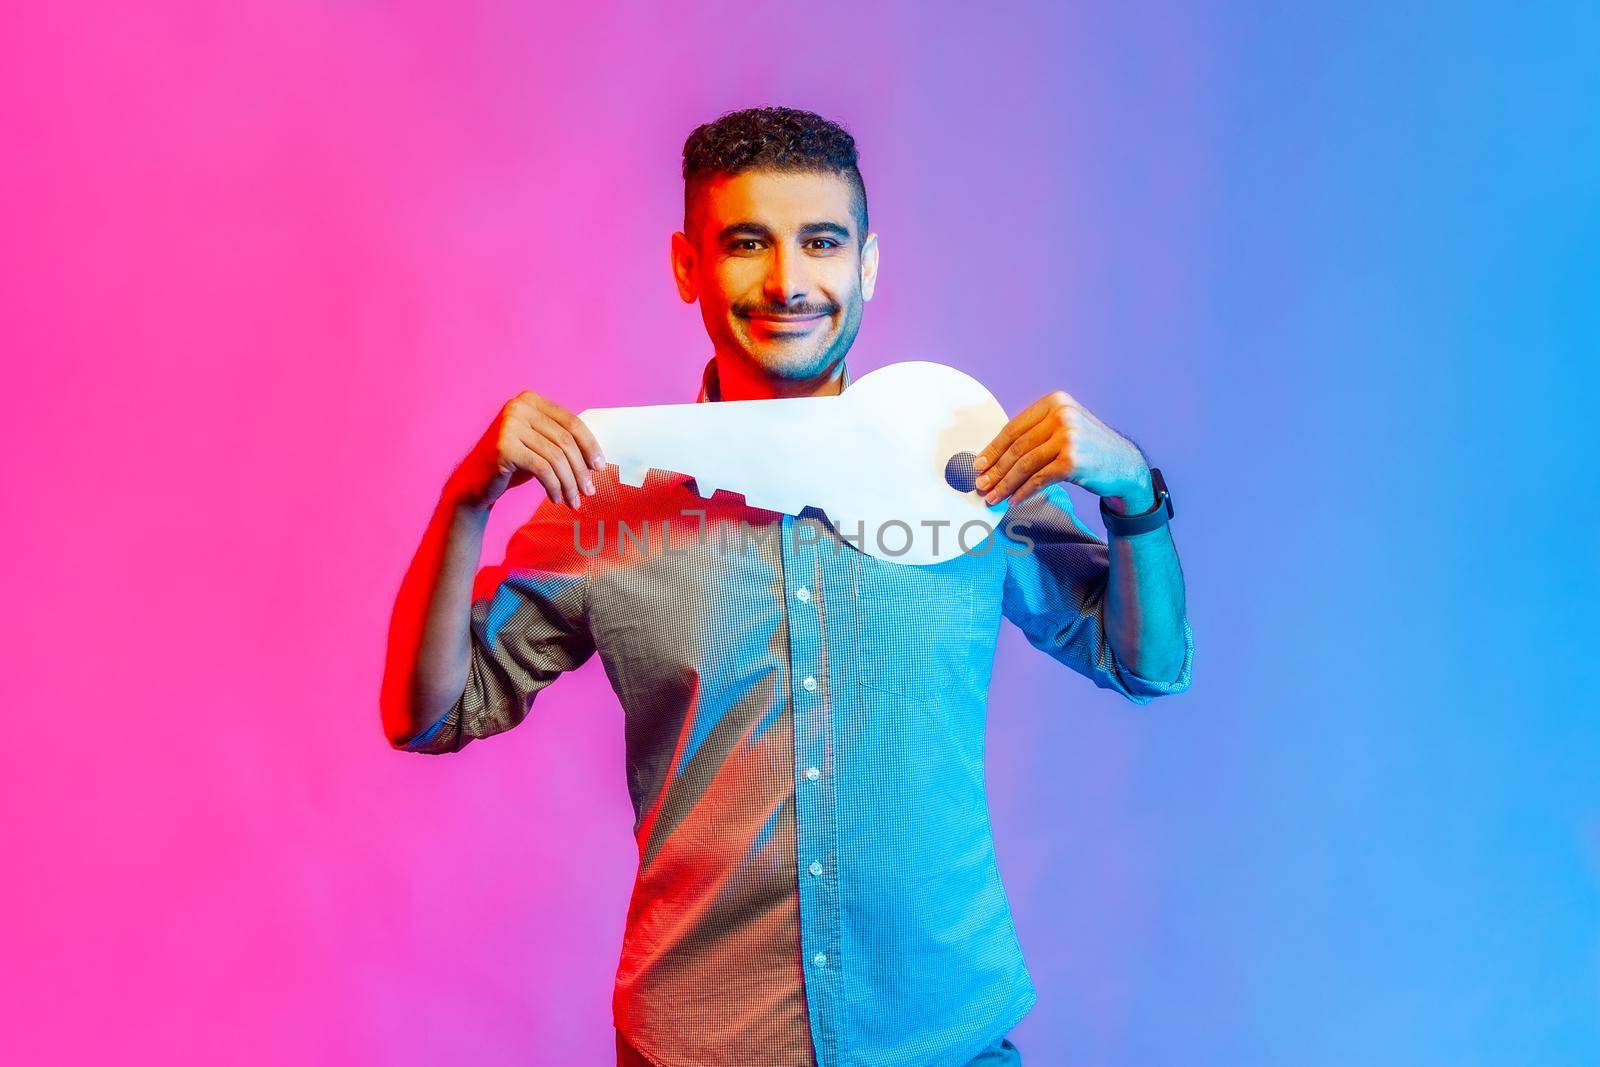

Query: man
[380,106,1193,1067]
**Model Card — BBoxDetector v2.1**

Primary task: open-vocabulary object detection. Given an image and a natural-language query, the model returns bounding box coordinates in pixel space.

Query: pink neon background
[9,1,1597,1064]
[2,6,1200,1054]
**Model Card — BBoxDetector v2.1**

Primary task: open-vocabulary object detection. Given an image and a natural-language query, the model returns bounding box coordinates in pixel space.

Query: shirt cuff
[1110,616,1194,704]
[397,710,453,752]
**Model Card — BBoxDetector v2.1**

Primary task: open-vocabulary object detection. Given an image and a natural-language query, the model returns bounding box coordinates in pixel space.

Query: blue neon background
[2,2,1595,1063]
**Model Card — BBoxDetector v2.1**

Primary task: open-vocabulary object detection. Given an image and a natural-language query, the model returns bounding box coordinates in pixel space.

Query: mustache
[733,301,839,318]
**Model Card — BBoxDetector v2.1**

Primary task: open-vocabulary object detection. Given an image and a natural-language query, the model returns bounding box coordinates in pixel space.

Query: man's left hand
[973,390,1154,512]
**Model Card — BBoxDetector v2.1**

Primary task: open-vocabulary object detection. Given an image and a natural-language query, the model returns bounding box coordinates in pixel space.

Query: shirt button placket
[783,514,839,1066]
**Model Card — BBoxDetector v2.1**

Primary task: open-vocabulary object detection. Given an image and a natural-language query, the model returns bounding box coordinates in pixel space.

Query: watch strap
[1100,467,1173,536]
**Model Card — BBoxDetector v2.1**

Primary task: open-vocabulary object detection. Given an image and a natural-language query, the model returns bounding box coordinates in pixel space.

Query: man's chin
[753,350,835,381]
[732,337,834,379]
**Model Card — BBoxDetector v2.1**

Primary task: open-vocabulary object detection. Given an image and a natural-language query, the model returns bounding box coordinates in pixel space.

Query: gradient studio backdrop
[3,2,1597,1064]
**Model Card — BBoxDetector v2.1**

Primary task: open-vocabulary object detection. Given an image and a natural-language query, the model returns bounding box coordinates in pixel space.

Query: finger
[540,399,607,471]
[1010,457,1071,505]
[974,394,1058,471]
[522,431,583,508]
[974,412,1037,473]
[984,439,1058,504]
[504,438,564,504]
[531,411,594,496]
[976,421,1058,493]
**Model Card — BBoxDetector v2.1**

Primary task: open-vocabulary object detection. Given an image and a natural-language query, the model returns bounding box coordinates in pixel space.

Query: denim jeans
[615,1029,1020,1065]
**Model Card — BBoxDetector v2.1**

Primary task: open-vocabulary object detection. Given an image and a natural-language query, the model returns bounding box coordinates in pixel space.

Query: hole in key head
[944,451,980,493]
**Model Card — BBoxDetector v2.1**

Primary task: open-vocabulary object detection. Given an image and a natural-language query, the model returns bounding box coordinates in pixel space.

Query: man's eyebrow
[716,221,773,242]
[798,221,851,240]
[715,220,853,242]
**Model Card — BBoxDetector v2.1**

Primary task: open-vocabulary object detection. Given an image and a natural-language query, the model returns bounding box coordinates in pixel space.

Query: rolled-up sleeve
[398,502,595,754]
[1001,482,1193,706]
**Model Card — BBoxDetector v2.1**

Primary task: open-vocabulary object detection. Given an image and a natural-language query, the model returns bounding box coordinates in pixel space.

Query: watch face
[1146,467,1172,519]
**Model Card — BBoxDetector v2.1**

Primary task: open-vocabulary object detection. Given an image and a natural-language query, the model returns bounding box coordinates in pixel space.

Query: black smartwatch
[1099,467,1174,536]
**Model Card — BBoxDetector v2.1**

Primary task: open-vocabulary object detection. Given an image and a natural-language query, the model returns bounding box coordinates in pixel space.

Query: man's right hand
[446,391,606,512]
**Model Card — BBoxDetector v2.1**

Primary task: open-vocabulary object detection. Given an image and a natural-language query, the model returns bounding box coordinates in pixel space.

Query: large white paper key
[575,360,1012,566]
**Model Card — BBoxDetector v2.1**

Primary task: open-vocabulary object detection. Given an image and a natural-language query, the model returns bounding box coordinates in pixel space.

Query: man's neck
[710,351,847,401]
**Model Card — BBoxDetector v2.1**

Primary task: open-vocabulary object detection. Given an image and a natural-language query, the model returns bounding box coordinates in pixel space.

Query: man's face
[672,169,879,388]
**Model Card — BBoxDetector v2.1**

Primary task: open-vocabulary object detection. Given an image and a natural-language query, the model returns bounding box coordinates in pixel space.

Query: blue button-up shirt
[398,358,1195,1066]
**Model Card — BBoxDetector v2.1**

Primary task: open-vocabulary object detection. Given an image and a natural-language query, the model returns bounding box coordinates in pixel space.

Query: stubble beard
[727,291,863,384]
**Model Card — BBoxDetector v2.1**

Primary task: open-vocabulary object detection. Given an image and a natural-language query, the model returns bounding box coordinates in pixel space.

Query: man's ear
[860,231,879,301]
[670,231,698,303]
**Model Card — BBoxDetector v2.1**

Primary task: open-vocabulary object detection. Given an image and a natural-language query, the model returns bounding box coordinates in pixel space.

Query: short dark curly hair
[682,106,868,244]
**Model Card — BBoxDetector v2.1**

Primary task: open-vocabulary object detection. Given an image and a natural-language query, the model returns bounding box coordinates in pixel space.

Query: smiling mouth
[746,313,828,337]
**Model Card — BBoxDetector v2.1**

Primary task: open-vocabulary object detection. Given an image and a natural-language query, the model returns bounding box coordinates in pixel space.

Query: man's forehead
[701,169,856,232]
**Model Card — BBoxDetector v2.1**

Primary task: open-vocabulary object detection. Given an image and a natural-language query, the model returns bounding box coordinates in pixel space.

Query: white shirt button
[795,586,810,602]
[813,952,827,965]
[805,766,820,780]
[808,860,824,877]
[802,676,817,691]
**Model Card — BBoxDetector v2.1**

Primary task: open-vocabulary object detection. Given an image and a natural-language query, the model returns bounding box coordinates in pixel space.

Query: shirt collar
[694,357,852,403]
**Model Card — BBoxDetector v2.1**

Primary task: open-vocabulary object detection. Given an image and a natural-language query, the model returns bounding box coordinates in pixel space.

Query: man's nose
[763,244,806,305]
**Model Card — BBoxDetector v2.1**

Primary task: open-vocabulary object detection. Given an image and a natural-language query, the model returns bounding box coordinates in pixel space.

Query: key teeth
[739,490,785,515]
[610,466,805,518]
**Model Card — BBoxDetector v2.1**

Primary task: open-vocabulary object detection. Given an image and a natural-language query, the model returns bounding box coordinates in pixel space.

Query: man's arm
[999,482,1193,703]
[380,389,604,752]
[980,388,1193,703]
[381,495,595,755]
[379,497,495,749]
[1100,468,1188,684]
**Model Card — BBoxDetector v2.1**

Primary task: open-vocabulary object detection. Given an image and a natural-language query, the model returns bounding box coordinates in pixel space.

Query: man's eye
[808,239,839,250]
[734,240,762,251]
